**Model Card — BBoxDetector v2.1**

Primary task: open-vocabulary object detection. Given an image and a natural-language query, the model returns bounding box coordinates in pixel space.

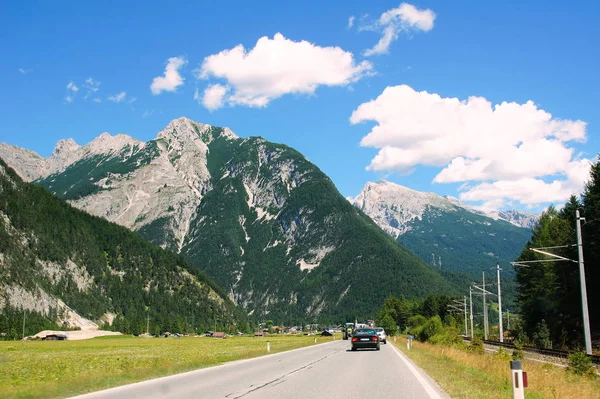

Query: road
[70,339,449,399]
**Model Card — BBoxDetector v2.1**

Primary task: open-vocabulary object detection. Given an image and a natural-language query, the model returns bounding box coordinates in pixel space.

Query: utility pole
[146,307,150,335]
[469,287,474,338]
[463,296,468,337]
[22,311,26,340]
[497,263,503,343]
[576,210,592,355]
[507,309,510,330]
[482,271,488,340]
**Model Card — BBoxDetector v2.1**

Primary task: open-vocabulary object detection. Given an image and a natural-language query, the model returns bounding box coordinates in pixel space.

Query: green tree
[378,314,397,336]
[532,319,552,349]
[582,157,600,335]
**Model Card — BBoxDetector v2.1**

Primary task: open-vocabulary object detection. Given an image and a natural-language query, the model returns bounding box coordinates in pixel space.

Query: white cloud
[93,98,102,103]
[128,97,137,104]
[18,68,32,74]
[64,81,79,103]
[361,2,436,56]
[66,81,79,92]
[151,56,187,94]
[142,109,155,118]
[197,33,372,109]
[350,84,590,210]
[197,84,229,111]
[108,92,127,103]
[82,77,101,99]
[348,16,355,28]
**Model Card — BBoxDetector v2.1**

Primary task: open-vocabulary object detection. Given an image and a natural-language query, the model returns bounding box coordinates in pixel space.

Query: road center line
[227,345,346,398]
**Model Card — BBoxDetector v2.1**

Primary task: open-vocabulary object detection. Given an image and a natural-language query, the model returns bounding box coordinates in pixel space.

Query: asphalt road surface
[70,339,449,399]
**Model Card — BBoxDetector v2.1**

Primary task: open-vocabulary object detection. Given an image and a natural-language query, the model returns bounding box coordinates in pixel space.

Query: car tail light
[372,336,378,341]
[352,337,358,342]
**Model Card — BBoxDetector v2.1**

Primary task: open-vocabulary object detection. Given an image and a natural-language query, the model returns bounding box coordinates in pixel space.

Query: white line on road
[390,344,442,399]
[68,340,341,399]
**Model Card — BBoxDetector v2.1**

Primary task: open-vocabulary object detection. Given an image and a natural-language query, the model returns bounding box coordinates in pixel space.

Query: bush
[469,336,485,354]
[417,316,444,342]
[494,347,512,361]
[512,341,524,360]
[567,351,596,377]
[378,314,397,336]
[407,315,428,330]
[429,329,465,348]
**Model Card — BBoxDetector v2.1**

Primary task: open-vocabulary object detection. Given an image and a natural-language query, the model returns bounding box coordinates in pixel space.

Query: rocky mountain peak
[157,117,238,147]
[356,180,539,234]
[87,132,141,155]
[487,209,539,229]
[52,138,80,157]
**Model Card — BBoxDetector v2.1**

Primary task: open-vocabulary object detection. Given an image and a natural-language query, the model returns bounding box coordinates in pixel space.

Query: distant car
[374,327,387,344]
[351,328,380,351]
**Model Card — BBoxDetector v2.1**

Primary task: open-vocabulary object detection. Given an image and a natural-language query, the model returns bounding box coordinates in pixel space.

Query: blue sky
[1,0,599,212]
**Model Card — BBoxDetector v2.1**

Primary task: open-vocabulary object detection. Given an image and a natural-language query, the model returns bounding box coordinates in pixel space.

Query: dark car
[351,328,380,351]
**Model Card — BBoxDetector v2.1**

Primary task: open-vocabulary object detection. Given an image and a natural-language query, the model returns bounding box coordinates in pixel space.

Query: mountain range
[351,181,535,283]
[0,117,461,321]
[0,157,242,337]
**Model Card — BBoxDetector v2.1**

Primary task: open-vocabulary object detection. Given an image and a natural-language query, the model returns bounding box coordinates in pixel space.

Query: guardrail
[462,336,600,364]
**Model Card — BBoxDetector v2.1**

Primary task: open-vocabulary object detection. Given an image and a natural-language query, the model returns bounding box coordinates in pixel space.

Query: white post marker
[314,336,317,344]
[267,341,270,352]
[510,360,527,399]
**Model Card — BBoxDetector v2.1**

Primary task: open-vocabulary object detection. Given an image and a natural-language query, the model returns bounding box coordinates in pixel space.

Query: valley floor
[0,334,333,399]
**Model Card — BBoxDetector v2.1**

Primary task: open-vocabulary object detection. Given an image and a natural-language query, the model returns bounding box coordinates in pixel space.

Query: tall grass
[0,334,333,399]
[394,337,599,399]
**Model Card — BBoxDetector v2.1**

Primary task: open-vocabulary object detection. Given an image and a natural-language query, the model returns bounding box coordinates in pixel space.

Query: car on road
[351,328,380,351]
[374,327,387,344]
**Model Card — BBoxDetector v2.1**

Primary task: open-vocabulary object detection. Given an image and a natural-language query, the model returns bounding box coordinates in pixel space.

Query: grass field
[392,336,600,399]
[0,334,336,399]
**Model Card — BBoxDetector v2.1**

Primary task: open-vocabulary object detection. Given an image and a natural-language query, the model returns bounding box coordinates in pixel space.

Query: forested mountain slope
[352,181,532,277]
[0,158,243,337]
[1,118,461,321]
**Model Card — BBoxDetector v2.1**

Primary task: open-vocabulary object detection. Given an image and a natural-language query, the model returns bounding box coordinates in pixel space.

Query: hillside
[0,158,243,338]
[1,118,461,321]
[352,181,533,278]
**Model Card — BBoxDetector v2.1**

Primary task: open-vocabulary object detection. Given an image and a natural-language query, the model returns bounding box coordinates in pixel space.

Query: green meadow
[0,334,336,399]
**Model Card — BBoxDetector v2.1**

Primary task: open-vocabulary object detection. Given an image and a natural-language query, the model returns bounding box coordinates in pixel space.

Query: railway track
[463,336,600,365]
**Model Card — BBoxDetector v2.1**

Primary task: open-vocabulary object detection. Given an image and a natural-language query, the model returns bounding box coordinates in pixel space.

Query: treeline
[0,307,67,340]
[515,157,600,350]
[375,294,456,336]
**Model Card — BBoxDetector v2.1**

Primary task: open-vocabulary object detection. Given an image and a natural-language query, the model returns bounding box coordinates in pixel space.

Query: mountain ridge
[1,118,462,320]
[0,157,243,337]
[351,179,538,230]
[351,179,534,291]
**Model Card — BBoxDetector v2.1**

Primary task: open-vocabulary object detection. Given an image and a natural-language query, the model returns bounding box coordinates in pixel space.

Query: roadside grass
[0,334,335,399]
[392,336,599,399]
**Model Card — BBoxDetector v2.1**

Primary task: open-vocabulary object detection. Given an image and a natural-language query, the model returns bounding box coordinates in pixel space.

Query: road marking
[390,344,442,399]
[68,340,343,399]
